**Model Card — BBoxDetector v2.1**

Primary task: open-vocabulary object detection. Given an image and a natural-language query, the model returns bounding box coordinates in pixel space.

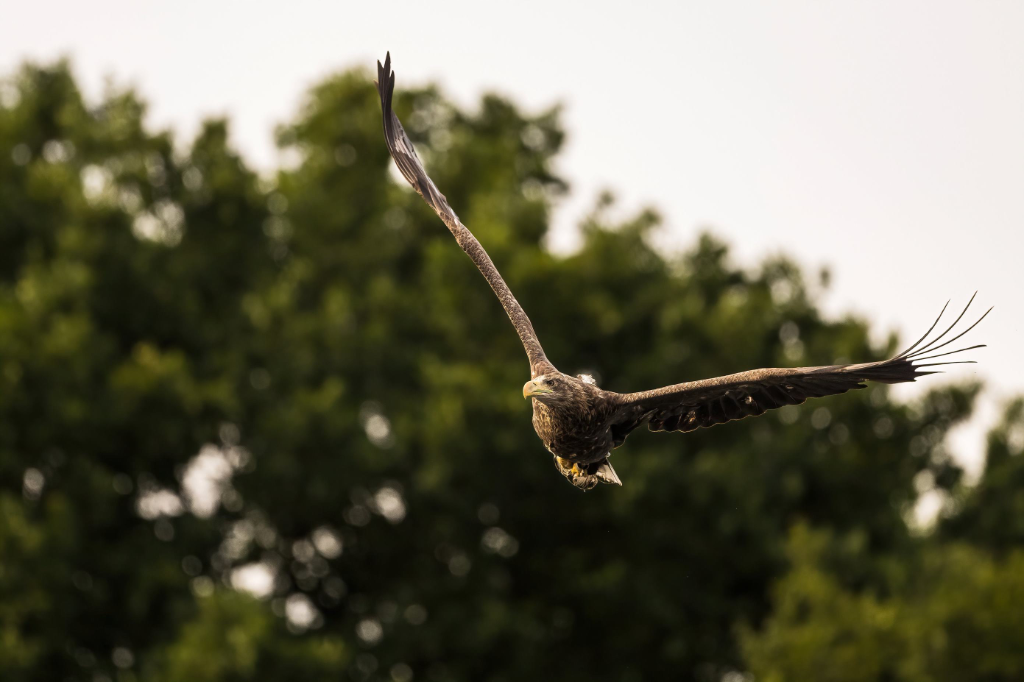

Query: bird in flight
[374,53,990,490]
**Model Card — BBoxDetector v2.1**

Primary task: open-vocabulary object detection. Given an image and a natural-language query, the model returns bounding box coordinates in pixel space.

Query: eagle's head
[522,373,581,407]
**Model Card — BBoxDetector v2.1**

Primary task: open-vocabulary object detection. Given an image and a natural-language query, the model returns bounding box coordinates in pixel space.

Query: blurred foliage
[940,398,1024,553]
[741,525,1024,682]
[0,60,1018,681]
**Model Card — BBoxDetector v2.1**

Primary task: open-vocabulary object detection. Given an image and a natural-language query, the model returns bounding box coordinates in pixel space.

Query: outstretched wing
[375,53,550,375]
[612,296,990,436]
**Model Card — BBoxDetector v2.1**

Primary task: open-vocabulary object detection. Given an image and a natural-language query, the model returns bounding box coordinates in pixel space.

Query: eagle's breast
[531,396,615,464]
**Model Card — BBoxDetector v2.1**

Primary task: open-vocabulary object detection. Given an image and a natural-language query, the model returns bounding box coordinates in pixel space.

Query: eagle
[374,53,989,490]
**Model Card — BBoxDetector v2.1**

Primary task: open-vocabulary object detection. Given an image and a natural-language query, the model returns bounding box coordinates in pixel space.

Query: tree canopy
[1,60,1021,682]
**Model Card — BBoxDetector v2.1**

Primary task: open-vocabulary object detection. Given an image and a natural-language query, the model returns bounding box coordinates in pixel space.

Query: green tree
[0,59,1006,682]
[941,398,1024,552]
[741,524,1024,682]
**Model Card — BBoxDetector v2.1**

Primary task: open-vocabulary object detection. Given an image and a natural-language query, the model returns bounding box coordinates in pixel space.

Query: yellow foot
[557,456,581,473]
[556,457,585,478]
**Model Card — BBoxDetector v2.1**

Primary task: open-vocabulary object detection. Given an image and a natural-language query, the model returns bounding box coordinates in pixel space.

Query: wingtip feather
[376,53,395,105]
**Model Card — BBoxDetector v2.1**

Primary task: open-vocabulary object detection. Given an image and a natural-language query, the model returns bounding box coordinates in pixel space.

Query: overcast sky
[3,0,1021,480]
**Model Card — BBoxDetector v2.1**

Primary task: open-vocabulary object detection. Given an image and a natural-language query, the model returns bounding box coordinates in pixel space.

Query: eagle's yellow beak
[523,379,552,399]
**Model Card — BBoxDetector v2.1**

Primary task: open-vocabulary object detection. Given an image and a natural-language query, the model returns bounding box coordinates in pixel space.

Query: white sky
[3,0,1021,479]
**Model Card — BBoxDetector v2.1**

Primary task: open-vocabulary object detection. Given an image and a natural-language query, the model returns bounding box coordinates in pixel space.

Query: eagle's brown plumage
[375,53,990,491]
